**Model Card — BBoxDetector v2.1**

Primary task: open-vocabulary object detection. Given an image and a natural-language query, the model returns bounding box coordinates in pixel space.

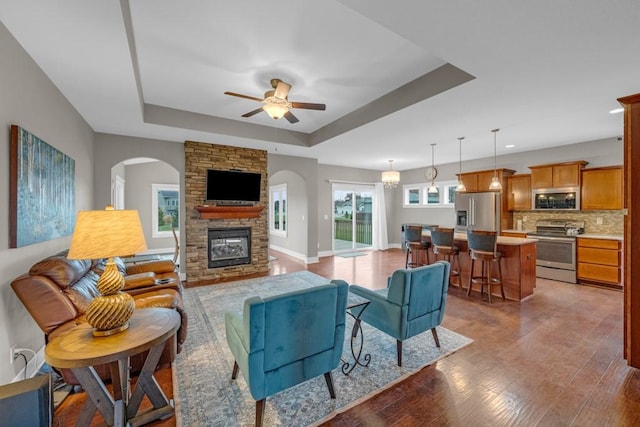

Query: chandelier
[382,160,400,189]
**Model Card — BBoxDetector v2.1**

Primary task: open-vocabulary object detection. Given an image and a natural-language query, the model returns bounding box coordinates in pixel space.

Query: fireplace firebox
[208,227,251,268]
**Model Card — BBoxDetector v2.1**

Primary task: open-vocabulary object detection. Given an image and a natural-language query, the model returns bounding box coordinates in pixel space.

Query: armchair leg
[256,399,266,427]
[396,340,403,367]
[431,327,441,347]
[324,372,336,399]
[231,361,239,380]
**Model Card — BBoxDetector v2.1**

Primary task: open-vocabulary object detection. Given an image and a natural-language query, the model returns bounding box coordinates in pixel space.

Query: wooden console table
[195,205,264,219]
[45,308,180,427]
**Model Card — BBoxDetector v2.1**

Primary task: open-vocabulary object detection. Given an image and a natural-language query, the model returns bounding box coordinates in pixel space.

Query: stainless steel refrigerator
[454,191,501,233]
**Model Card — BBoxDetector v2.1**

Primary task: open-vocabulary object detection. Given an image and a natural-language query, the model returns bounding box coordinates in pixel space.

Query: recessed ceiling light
[610,108,624,114]
[505,144,515,148]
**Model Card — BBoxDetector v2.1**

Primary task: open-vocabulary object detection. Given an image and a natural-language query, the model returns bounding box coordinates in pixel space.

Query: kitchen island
[421,231,538,301]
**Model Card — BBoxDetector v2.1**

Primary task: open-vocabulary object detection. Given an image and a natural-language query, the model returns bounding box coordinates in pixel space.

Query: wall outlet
[523,215,528,222]
[596,217,603,225]
[9,345,15,364]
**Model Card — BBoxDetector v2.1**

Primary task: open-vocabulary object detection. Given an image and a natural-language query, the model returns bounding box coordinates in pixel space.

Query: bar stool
[430,227,461,289]
[466,230,505,303]
[404,225,431,269]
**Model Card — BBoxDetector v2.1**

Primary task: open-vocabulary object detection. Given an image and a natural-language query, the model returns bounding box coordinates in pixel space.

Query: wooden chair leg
[231,361,239,379]
[396,340,403,367]
[405,248,411,269]
[498,258,505,300]
[256,399,265,427]
[431,327,440,347]
[324,372,336,399]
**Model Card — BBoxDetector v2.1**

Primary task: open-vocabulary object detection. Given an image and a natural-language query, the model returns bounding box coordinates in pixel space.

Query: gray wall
[124,161,179,251]
[268,170,308,258]
[0,22,94,384]
[93,133,185,268]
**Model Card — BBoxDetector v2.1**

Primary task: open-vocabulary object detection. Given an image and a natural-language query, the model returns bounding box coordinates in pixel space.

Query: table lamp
[67,205,147,336]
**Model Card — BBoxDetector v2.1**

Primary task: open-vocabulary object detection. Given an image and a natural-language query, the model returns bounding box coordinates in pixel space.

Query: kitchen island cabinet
[422,231,537,301]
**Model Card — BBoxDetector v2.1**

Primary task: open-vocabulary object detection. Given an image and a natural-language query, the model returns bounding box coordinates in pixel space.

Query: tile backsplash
[513,210,623,235]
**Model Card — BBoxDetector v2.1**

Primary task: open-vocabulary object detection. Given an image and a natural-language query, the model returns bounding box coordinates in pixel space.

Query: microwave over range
[532,187,580,210]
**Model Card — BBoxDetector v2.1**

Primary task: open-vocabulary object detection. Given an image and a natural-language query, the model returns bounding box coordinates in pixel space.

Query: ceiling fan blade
[224,91,264,102]
[284,111,299,123]
[290,102,326,111]
[273,80,291,99]
[241,107,264,118]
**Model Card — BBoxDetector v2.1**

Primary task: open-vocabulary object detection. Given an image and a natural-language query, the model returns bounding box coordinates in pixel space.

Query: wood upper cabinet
[529,161,588,188]
[581,166,623,210]
[506,174,531,211]
[457,168,515,193]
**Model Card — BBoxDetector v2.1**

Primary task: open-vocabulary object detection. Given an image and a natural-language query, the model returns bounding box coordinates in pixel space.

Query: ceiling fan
[224,78,326,124]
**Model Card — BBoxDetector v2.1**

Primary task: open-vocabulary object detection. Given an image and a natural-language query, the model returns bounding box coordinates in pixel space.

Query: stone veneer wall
[513,210,624,234]
[184,141,269,283]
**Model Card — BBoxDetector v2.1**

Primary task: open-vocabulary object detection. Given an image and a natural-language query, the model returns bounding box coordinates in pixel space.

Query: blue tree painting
[10,125,75,248]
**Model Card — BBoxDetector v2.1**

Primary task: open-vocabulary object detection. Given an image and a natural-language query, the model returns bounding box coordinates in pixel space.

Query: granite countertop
[577,233,624,241]
[422,230,537,246]
[501,229,535,234]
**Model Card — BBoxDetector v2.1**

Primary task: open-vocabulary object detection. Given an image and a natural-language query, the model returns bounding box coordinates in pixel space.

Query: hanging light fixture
[381,160,400,189]
[489,128,502,190]
[427,143,438,193]
[456,137,466,192]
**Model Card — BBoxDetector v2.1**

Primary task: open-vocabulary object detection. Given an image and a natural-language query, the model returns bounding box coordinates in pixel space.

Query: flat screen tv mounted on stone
[206,169,261,205]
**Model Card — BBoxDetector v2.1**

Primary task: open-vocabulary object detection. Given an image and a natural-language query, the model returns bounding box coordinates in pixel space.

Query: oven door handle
[531,235,576,242]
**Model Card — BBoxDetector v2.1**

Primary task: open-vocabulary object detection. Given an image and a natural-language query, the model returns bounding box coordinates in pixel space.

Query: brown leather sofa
[11,250,187,385]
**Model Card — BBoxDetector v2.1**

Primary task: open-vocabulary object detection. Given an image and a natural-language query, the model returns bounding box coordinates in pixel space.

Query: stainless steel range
[528,219,585,283]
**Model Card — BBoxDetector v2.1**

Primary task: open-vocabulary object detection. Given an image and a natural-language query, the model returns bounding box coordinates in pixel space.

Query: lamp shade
[68,207,147,260]
[264,104,289,119]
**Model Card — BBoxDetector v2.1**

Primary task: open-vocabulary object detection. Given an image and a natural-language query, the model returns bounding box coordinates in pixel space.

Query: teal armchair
[349,261,450,366]
[224,281,348,426]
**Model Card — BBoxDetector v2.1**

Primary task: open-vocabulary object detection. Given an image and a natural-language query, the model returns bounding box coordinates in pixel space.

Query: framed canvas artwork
[9,125,76,248]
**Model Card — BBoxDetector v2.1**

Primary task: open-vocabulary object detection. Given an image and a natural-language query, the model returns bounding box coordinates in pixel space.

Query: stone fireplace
[208,227,251,268]
[184,141,269,284]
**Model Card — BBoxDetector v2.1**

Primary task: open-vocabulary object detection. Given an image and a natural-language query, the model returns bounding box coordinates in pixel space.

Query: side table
[341,292,372,375]
[45,308,180,427]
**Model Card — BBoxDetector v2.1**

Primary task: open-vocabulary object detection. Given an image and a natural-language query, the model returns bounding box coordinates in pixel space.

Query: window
[270,184,287,236]
[403,180,457,207]
[152,183,179,238]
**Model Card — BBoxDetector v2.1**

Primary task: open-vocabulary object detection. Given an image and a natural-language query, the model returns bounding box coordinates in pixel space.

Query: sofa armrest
[123,272,157,291]
[125,260,175,275]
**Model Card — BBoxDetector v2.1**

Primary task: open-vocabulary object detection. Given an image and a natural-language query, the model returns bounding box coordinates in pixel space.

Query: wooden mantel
[195,205,264,219]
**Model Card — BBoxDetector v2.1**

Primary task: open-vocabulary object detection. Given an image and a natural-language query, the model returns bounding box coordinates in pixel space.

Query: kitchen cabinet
[506,174,532,211]
[529,161,588,189]
[456,168,516,232]
[577,237,622,287]
[581,166,623,210]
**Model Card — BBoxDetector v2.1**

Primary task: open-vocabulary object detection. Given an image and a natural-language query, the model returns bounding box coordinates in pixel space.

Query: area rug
[336,252,368,258]
[174,271,473,426]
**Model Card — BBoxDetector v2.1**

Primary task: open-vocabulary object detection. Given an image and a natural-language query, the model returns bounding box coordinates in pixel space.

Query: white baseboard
[269,245,319,264]
[12,345,46,383]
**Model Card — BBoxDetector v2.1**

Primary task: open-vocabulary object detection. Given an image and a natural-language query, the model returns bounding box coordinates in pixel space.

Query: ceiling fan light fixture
[382,160,400,189]
[428,143,438,193]
[263,103,289,120]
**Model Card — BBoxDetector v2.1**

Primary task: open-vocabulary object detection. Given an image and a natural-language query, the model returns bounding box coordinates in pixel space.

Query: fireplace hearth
[208,227,251,268]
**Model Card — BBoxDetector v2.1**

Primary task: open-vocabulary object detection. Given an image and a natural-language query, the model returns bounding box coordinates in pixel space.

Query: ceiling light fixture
[382,160,400,189]
[609,107,624,114]
[456,137,466,192]
[263,102,289,120]
[428,143,438,193]
[489,129,502,190]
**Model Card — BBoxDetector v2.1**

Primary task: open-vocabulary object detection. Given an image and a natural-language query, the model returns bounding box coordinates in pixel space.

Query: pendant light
[489,129,502,190]
[427,143,438,193]
[382,160,400,189]
[456,137,466,192]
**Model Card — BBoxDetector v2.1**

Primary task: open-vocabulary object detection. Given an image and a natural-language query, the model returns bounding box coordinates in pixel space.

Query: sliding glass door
[332,184,374,253]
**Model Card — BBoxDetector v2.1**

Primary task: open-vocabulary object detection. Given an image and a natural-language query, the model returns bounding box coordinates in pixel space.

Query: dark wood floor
[271,248,640,426]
